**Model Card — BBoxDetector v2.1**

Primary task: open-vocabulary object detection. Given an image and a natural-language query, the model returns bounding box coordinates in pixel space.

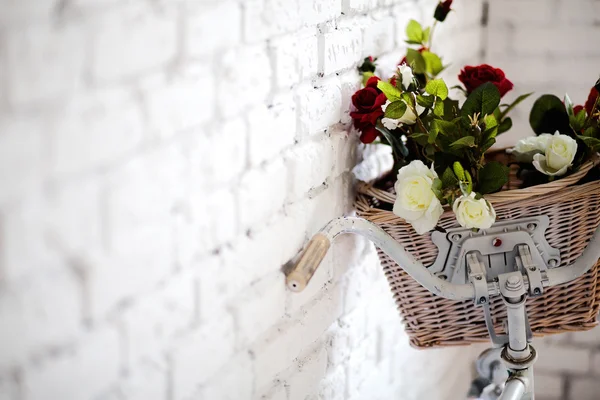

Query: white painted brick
[118,361,168,400]
[331,126,358,176]
[200,352,254,400]
[0,115,44,202]
[170,314,235,400]
[0,268,81,370]
[190,119,247,189]
[51,88,144,176]
[270,30,319,89]
[322,26,363,76]
[185,2,241,57]
[571,327,600,345]
[392,2,423,47]
[556,0,600,24]
[92,4,177,81]
[570,378,600,400]
[23,326,121,400]
[284,137,335,201]
[244,0,300,43]
[120,269,196,367]
[142,63,214,138]
[287,346,328,400]
[296,78,342,136]
[5,22,85,106]
[339,69,361,124]
[362,13,396,57]
[513,26,600,57]
[0,0,55,26]
[318,364,346,400]
[238,159,288,230]
[342,0,378,14]
[488,0,555,25]
[232,273,287,347]
[533,373,564,399]
[533,341,591,374]
[248,94,296,166]
[299,0,341,25]
[217,45,272,117]
[193,187,238,254]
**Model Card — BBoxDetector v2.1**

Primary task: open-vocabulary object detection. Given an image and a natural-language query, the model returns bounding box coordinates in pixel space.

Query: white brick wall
[4,0,596,400]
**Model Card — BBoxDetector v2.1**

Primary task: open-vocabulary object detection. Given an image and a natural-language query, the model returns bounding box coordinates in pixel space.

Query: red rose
[573,105,584,115]
[458,64,514,97]
[434,0,453,21]
[350,76,387,144]
[584,87,599,116]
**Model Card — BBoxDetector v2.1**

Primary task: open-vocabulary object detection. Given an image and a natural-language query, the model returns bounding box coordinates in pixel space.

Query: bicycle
[284,216,600,400]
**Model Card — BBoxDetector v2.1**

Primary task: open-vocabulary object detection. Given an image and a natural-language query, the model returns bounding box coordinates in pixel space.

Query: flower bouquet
[350,1,600,348]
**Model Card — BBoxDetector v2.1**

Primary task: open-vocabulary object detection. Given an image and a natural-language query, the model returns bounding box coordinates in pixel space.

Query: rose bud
[358,56,377,73]
[434,0,453,22]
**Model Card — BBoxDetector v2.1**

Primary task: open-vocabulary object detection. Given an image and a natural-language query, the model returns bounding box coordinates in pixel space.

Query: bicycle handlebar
[285,217,600,301]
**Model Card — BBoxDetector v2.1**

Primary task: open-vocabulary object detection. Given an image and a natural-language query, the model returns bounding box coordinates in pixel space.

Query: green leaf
[569,109,587,132]
[463,170,473,194]
[432,177,443,199]
[423,26,431,44]
[443,98,460,120]
[564,93,575,117]
[405,48,426,74]
[483,114,498,130]
[433,99,444,117]
[478,161,509,194]
[450,136,476,150]
[425,79,448,100]
[432,119,459,137]
[376,125,409,161]
[422,51,444,76]
[411,132,429,146]
[377,81,402,102]
[577,135,600,151]
[481,136,496,153]
[583,126,598,137]
[461,82,501,120]
[441,167,459,188]
[453,162,466,180]
[529,94,570,135]
[416,94,435,108]
[498,93,533,120]
[384,100,407,119]
[498,117,513,134]
[406,20,424,43]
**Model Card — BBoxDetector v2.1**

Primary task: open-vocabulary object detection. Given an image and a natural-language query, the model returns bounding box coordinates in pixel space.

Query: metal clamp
[517,245,546,297]
[467,252,490,306]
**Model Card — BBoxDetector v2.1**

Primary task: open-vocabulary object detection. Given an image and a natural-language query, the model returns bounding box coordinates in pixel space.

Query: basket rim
[357,151,600,206]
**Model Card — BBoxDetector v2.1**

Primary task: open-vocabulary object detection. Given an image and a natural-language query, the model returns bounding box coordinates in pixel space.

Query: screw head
[548,259,558,268]
[476,275,482,280]
[452,233,462,241]
[529,266,537,272]
[506,275,522,290]
[534,288,541,295]
[479,297,487,303]
[527,223,537,231]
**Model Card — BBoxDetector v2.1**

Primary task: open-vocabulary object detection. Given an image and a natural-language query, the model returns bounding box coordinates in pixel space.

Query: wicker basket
[355,150,600,348]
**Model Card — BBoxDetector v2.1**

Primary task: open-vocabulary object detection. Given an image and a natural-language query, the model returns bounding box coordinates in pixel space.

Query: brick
[322,26,363,76]
[0,0,55,26]
[556,1,600,24]
[23,326,121,400]
[119,269,196,366]
[200,352,254,400]
[488,0,555,26]
[252,292,342,390]
[594,351,600,375]
[92,4,177,81]
[6,22,85,106]
[244,0,300,43]
[342,0,378,14]
[287,346,328,400]
[533,373,564,399]
[299,0,341,25]
[513,26,600,57]
[339,70,361,124]
[284,137,335,201]
[185,2,241,57]
[189,119,246,190]
[296,78,342,136]
[270,30,319,89]
[392,2,423,47]
[217,45,272,117]
[51,88,144,176]
[287,252,334,314]
[362,13,396,57]
[533,341,591,374]
[318,364,346,400]
[193,187,238,254]
[170,314,235,400]
[238,159,288,229]
[571,327,600,345]
[570,378,600,400]
[118,361,168,400]
[248,94,296,166]
[142,63,215,138]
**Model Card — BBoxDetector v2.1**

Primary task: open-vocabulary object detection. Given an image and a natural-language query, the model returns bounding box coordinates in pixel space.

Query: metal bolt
[534,288,541,295]
[480,297,487,304]
[476,275,482,280]
[529,266,537,272]
[548,259,558,268]
[527,223,537,231]
[506,275,522,290]
[452,233,462,241]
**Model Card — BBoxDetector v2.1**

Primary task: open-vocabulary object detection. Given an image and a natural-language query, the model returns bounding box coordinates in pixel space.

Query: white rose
[453,192,496,230]
[511,134,552,162]
[393,160,443,234]
[398,64,414,89]
[532,132,578,177]
[381,100,424,129]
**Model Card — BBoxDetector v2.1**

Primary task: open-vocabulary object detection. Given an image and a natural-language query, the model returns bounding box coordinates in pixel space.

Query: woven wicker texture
[355,153,600,348]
